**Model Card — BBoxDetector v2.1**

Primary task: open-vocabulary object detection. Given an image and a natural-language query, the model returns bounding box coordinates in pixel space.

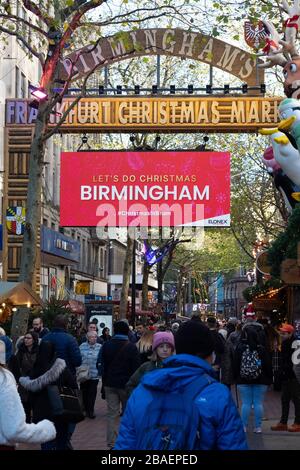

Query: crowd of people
[0,308,300,450]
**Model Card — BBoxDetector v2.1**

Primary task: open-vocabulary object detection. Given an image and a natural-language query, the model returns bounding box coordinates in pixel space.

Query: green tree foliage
[40,296,72,329]
[268,204,300,278]
[243,277,283,302]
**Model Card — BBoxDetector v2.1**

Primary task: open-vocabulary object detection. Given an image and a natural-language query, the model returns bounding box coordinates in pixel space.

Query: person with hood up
[115,320,247,450]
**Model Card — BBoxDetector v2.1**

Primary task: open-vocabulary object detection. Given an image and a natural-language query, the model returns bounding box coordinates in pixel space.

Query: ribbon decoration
[262,38,279,54]
[284,15,300,31]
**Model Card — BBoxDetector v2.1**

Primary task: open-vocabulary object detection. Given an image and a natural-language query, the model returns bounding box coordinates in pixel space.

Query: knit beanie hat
[152,331,175,351]
[175,320,214,358]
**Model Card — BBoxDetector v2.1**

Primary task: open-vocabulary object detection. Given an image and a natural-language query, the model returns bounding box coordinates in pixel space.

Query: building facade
[223,267,249,318]
[0,5,108,302]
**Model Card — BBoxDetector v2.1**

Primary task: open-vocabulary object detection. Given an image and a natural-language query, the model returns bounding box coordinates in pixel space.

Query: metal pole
[107,241,112,299]
[157,55,161,89]
[209,64,213,87]
[131,239,136,327]
[104,66,109,89]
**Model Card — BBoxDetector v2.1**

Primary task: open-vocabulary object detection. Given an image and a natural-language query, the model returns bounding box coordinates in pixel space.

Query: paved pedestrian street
[18,385,300,451]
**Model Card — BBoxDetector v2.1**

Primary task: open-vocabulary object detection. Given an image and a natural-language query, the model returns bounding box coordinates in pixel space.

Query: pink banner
[60,151,230,227]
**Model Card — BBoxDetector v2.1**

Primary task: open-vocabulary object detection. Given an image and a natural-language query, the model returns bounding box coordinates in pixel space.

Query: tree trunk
[18,101,48,286]
[119,234,133,319]
[142,261,150,310]
[176,274,183,315]
[157,260,163,304]
[10,307,30,346]
[182,282,187,316]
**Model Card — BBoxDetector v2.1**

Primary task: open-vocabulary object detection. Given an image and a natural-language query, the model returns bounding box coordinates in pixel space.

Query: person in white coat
[0,363,56,450]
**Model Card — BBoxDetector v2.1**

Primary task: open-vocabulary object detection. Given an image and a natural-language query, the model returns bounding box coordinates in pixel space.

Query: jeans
[237,384,268,428]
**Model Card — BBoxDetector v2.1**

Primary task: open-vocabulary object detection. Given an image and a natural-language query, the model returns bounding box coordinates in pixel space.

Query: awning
[0,281,43,307]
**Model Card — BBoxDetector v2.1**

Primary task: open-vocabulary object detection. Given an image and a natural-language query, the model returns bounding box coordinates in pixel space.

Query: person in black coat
[233,328,272,433]
[8,331,39,422]
[19,341,78,450]
[101,321,140,449]
[100,327,112,343]
[271,324,300,432]
[206,317,225,381]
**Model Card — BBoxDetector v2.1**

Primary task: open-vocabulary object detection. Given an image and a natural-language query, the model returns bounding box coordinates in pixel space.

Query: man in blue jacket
[115,320,247,450]
[42,314,82,376]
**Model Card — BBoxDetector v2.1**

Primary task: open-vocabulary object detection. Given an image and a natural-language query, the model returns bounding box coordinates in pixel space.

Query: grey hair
[87,331,98,338]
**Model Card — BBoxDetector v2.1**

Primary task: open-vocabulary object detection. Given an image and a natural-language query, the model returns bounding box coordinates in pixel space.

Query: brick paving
[18,383,300,450]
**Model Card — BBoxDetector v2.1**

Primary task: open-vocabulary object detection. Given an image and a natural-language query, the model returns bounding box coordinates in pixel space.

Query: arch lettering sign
[58,28,263,86]
[6,97,281,133]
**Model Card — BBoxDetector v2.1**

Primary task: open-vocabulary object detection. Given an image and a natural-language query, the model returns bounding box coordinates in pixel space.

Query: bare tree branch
[80,10,180,28]
[230,226,255,260]
[22,0,52,26]
[0,13,49,37]
[60,0,105,49]
[62,0,103,19]
[80,5,186,29]
[42,49,136,141]
[0,25,44,64]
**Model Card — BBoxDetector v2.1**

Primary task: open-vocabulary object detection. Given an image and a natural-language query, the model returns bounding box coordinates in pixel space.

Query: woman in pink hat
[126,331,175,398]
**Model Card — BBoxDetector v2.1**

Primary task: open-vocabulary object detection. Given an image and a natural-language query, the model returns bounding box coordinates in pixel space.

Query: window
[43,218,48,227]
[52,170,55,203]
[17,5,30,44]
[239,266,247,276]
[100,249,104,271]
[21,72,26,99]
[87,241,91,271]
[77,236,81,269]
[15,67,20,97]
[51,222,55,230]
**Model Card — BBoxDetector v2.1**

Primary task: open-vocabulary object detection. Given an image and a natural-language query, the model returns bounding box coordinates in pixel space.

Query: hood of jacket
[19,358,66,392]
[141,354,215,393]
[242,321,264,331]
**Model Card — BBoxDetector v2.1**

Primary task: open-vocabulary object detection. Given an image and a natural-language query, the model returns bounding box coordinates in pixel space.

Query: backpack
[137,374,213,450]
[240,346,262,381]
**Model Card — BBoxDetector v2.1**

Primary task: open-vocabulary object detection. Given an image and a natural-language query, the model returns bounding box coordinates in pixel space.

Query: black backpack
[240,346,262,381]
